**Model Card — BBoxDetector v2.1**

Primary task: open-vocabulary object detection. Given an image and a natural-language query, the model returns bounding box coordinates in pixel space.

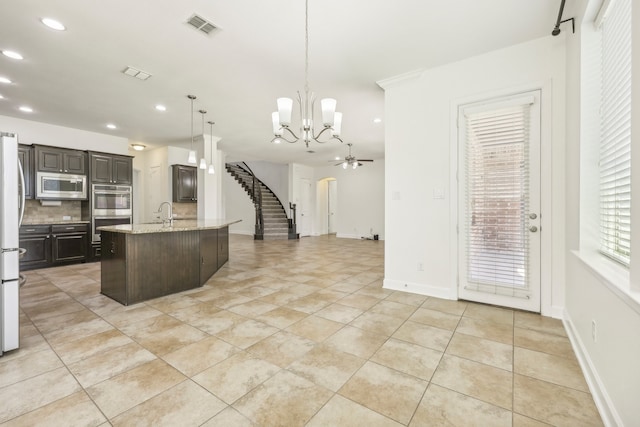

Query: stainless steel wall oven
[91,184,132,242]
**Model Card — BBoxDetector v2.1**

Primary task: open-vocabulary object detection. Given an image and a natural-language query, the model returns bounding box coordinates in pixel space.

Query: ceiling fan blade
[358,159,374,162]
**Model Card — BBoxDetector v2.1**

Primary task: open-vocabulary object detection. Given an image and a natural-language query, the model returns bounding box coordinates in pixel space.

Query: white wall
[562,0,640,425]
[0,115,129,154]
[380,36,566,312]
[314,160,385,239]
[223,168,256,236]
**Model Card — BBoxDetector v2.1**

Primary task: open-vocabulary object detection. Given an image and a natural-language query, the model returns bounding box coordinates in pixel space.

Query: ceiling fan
[335,143,374,169]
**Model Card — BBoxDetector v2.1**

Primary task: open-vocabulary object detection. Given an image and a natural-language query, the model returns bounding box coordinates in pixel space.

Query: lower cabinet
[19,225,51,270]
[52,224,89,263]
[20,223,89,271]
[200,229,218,285]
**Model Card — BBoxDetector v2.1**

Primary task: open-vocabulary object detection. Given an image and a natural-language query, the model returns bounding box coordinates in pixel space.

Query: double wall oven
[92,184,132,243]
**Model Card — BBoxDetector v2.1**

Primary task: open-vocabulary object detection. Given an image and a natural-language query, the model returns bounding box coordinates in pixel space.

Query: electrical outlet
[592,320,597,342]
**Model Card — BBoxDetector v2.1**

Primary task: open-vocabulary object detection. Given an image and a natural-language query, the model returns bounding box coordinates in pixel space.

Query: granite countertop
[22,220,90,225]
[97,219,241,234]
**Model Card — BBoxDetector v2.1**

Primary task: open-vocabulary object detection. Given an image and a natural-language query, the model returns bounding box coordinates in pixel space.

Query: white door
[458,91,541,312]
[299,178,312,237]
[328,180,337,234]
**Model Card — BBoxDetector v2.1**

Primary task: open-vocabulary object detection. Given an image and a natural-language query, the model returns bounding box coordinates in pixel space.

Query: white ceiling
[0,0,560,166]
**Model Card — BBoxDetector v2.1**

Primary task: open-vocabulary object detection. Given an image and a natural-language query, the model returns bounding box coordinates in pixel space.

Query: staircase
[226,163,298,240]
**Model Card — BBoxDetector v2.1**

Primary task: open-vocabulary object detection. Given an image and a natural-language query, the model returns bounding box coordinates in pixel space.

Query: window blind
[464,103,531,293]
[599,0,631,266]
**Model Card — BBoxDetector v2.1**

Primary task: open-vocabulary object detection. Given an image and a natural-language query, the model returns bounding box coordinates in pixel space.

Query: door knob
[529,226,538,232]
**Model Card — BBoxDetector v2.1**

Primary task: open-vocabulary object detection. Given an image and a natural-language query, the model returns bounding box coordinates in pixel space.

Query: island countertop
[97,219,241,234]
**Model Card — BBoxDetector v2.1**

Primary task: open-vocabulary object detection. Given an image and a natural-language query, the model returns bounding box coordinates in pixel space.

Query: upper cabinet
[89,152,133,185]
[35,145,86,174]
[172,165,197,202]
[18,144,34,199]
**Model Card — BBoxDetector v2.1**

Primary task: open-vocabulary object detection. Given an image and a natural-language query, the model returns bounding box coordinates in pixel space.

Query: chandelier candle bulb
[321,98,337,126]
[277,98,293,126]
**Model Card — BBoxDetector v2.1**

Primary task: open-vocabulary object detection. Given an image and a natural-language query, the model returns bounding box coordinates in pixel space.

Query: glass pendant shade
[277,98,293,126]
[208,164,215,174]
[352,162,358,169]
[187,150,197,164]
[332,112,343,137]
[199,158,207,169]
[320,98,336,126]
[272,112,282,136]
[342,162,348,169]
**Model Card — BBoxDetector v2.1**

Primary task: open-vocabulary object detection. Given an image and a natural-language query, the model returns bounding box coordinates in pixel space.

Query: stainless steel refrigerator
[1,132,25,355]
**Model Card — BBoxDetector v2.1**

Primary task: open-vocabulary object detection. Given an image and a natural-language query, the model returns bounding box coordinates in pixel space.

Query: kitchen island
[98,219,240,305]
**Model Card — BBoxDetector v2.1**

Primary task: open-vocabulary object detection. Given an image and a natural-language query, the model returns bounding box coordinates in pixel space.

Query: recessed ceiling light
[155,104,166,111]
[106,123,117,129]
[373,118,382,124]
[2,50,23,60]
[0,94,4,99]
[41,18,66,31]
[335,156,341,160]
[272,138,281,144]
[0,76,11,84]
[19,106,33,113]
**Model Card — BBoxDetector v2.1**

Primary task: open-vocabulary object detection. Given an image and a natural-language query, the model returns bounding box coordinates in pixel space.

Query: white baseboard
[336,233,360,239]
[563,310,621,427]
[383,278,455,300]
[543,305,564,319]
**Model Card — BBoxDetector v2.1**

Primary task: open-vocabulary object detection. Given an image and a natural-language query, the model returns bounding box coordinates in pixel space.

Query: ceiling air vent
[187,14,218,35]
[122,66,151,81]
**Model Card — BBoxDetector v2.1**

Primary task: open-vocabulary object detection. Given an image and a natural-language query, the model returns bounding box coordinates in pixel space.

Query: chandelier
[271,0,343,147]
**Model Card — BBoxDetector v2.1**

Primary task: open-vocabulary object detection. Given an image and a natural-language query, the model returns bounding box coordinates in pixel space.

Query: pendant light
[198,109,207,169]
[207,120,215,174]
[187,95,197,164]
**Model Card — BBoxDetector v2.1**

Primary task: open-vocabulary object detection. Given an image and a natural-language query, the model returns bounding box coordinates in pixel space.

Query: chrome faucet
[156,201,174,226]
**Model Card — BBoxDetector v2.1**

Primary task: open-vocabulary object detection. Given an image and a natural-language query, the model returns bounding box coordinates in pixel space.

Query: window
[598,0,632,266]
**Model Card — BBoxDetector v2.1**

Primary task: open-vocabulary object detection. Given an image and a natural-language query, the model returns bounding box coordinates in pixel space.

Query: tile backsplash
[172,202,197,220]
[23,199,82,223]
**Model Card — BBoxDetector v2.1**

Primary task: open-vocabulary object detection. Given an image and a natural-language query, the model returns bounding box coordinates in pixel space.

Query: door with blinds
[458,91,541,312]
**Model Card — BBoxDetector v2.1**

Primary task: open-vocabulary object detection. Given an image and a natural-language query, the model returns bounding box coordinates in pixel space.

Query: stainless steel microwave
[36,172,87,199]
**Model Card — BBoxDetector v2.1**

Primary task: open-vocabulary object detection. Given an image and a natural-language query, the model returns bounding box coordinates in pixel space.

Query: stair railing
[238,162,264,238]
[226,162,299,240]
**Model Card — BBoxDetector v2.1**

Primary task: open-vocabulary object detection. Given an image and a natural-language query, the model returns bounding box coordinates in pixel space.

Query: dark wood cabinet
[89,152,133,184]
[172,165,197,202]
[19,223,89,271]
[35,145,86,174]
[200,229,219,285]
[19,225,51,270]
[18,144,34,199]
[100,231,127,304]
[51,224,88,263]
[217,226,229,268]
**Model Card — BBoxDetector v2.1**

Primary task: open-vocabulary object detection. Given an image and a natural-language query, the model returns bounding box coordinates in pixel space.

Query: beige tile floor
[1,235,603,426]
